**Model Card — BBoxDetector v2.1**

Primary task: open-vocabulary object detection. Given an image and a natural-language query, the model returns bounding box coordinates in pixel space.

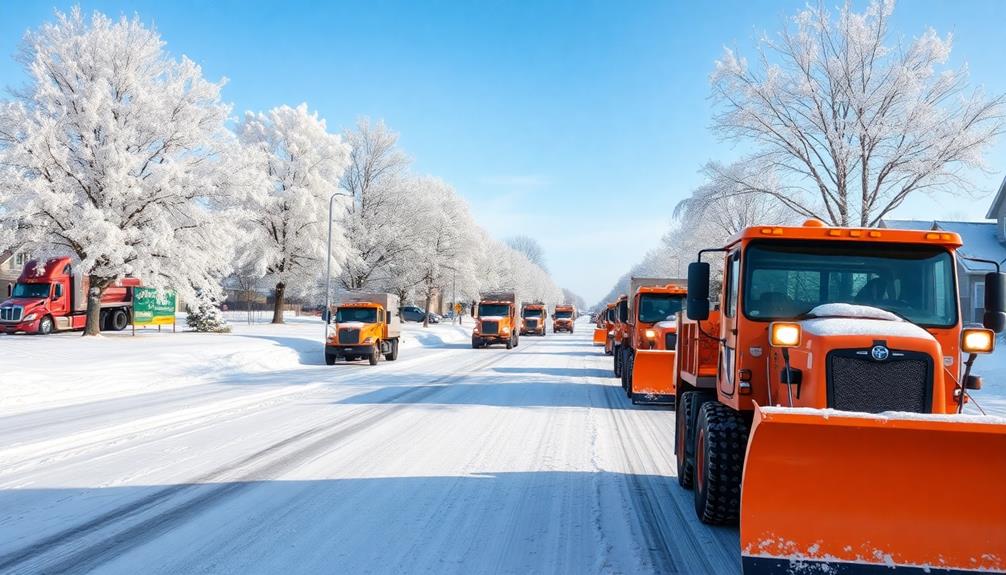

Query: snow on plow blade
[592,327,606,345]
[740,405,1006,575]
[630,349,675,403]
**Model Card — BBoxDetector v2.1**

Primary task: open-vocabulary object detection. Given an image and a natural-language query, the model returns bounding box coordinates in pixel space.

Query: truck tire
[325,352,336,366]
[385,339,399,361]
[369,348,380,366]
[110,309,129,331]
[613,345,622,378]
[38,316,54,335]
[623,350,634,397]
[693,401,749,525]
[514,334,519,347]
[472,335,480,349]
[505,337,513,350]
[676,391,704,489]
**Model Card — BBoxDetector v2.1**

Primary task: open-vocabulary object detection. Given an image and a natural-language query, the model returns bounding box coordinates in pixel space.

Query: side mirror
[687,261,711,321]
[322,308,331,323]
[983,272,1006,333]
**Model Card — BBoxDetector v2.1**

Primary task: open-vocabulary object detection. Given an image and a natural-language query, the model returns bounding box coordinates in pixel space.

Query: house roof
[879,219,936,231]
[933,220,1005,273]
[985,176,1006,220]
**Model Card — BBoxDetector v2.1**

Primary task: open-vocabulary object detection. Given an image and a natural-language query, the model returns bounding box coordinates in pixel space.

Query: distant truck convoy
[472,291,519,349]
[325,293,401,366]
[553,304,575,333]
[0,257,140,335]
[520,302,547,336]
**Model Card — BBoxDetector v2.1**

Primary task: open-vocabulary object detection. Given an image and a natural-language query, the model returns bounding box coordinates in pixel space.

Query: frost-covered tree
[237,104,351,323]
[709,0,1006,226]
[0,9,241,335]
[186,290,231,333]
[504,235,548,272]
[675,161,795,236]
[338,119,414,290]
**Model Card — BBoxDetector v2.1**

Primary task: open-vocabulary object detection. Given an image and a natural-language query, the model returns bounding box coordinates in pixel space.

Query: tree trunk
[82,276,109,336]
[272,282,286,324]
[423,288,433,328]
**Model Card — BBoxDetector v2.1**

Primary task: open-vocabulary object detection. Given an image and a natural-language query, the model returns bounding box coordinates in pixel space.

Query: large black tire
[385,339,399,361]
[623,350,634,397]
[675,391,701,488]
[38,315,54,335]
[110,309,129,331]
[325,352,336,366]
[693,401,750,525]
[514,334,520,348]
[505,336,513,350]
[613,345,622,378]
[368,348,380,366]
[472,335,480,349]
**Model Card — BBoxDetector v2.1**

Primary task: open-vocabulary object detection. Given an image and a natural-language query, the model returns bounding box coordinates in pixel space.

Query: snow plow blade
[629,349,675,404]
[740,405,1006,574]
[592,327,606,345]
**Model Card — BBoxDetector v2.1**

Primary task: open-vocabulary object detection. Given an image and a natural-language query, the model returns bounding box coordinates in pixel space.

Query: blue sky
[2,1,1004,304]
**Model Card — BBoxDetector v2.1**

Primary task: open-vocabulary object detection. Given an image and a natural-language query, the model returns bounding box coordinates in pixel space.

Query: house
[881,177,1006,324]
[0,248,30,299]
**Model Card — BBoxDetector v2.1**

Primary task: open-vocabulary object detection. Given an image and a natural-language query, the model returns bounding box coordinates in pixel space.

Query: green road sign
[133,287,176,326]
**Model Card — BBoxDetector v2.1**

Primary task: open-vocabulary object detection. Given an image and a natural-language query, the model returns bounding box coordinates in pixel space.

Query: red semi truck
[0,257,140,335]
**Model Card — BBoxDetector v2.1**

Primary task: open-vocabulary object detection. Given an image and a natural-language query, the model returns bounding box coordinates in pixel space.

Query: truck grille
[664,333,677,350]
[827,349,932,413]
[338,328,361,344]
[0,306,22,322]
[482,320,499,335]
[526,319,538,329]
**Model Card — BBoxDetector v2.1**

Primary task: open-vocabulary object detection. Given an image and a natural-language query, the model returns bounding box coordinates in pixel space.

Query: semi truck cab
[325,293,401,366]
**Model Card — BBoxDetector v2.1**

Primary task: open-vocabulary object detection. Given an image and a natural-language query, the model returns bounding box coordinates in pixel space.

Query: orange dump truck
[553,304,575,333]
[520,303,547,336]
[619,277,686,404]
[472,291,519,349]
[610,295,630,377]
[674,219,1006,574]
[599,303,617,353]
[325,293,401,365]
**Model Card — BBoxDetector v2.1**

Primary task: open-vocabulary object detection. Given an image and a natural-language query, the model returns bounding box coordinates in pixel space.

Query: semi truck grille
[338,328,361,344]
[827,350,932,413]
[482,320,499,335]
[0,306,22,322]
[664,333,677,350]
[526,319,538,329]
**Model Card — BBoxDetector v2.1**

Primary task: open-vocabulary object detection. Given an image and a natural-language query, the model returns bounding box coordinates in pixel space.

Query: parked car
[399,305,440,323]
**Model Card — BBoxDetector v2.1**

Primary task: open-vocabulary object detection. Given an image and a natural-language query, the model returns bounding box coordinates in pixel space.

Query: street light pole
[324,190,355,345]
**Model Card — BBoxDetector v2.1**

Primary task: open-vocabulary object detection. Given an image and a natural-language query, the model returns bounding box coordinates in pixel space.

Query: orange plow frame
[592,327,606,345]
[628,349,675,404]
[740,405,1006,574]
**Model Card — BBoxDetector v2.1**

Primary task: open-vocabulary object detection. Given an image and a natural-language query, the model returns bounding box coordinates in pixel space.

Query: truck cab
[552,305,575,333]
[520,303,547,336]
[0,257,138,335]
[472,291,519,349]
[325,293,401,366]
[601,302,617,355]
[610,295,630,376]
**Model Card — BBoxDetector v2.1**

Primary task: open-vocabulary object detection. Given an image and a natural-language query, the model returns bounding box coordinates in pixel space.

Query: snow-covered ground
[0,317,740,574]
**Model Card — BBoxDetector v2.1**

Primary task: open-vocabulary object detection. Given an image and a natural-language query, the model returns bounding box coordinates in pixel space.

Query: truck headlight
[502,326,510,334]
[645,329,656,339]
[363,337,374,344]
[24,313,37,321]
[769,322,801,347]
[962,328,995,354]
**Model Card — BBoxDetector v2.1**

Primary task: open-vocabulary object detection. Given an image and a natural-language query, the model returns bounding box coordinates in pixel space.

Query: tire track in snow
[0,342,543,575]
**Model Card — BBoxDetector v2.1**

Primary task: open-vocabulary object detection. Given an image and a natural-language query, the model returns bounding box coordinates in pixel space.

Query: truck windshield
[606,308,615,322]
[336,307,379,323]
[522,308,543,318]
[638,294,684,323]
[555,310,573,319]
[12,283,51,299]
[743,241,957,327]
[479,304,510,317]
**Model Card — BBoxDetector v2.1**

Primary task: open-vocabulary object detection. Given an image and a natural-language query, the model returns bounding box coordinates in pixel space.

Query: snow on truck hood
[479,316,505,321]
[800,303,932,340]
[336,321,368,328]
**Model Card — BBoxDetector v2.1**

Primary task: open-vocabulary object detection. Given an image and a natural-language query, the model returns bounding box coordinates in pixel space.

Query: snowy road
[0,319,739,574]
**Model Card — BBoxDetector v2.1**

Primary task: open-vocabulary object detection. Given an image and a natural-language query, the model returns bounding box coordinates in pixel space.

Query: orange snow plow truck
[520,302,547,336]
[619,277,686,405]
[325,293,401,366]
[675,220,1006,574]
[0,257,140,334]
[596,302,616,351]
[472,291,519,349]
[553,304,575,333]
